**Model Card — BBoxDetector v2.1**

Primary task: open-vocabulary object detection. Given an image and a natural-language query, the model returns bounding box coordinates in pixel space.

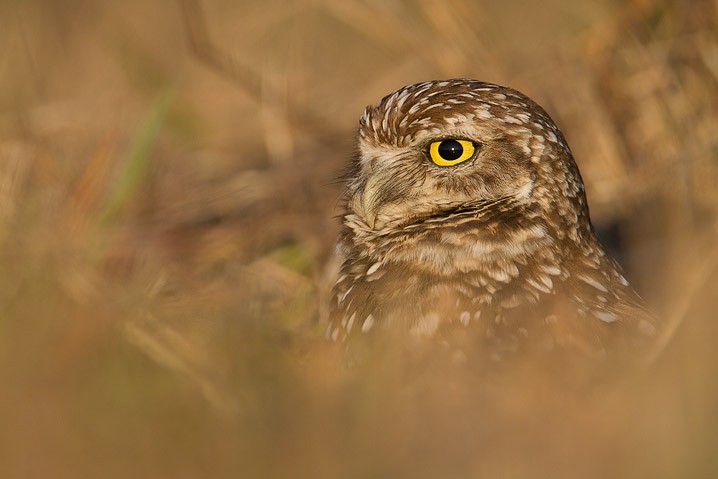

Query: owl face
[346,79,585,233]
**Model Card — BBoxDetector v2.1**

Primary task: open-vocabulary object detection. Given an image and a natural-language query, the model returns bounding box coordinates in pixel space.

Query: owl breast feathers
[328,79,657,359]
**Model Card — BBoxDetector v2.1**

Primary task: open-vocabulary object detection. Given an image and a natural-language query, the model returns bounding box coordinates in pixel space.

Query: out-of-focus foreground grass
[0,0,717,477]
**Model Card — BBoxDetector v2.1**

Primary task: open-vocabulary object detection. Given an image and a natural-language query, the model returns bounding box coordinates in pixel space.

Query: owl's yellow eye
[428,139,476,166]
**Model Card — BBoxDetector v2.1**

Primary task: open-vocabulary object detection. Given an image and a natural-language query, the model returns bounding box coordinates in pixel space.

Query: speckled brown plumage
[327,79,657,360]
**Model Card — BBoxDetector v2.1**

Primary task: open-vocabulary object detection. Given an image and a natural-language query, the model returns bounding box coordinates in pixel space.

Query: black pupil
[438,140,464,161]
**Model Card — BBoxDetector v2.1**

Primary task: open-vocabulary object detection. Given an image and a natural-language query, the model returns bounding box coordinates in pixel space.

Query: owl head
[344,79,590,241]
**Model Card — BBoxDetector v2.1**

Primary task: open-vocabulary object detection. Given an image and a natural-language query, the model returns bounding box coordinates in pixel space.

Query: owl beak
[358,174,388,229]
[360,187,379,229]
[363,205,377,229]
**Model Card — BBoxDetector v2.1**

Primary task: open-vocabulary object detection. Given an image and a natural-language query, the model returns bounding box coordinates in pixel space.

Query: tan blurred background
[0,0,717,477]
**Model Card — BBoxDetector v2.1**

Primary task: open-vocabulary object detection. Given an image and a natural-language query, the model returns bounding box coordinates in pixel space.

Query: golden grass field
[1,0,717,477]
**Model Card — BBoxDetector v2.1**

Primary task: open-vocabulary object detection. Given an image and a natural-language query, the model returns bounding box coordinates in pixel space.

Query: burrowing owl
[327,79,657,359]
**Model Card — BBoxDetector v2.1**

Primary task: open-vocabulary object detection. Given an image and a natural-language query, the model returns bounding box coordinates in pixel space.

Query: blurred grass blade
[100,87,175,225]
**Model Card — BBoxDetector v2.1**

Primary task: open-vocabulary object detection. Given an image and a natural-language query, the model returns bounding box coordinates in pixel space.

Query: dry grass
[0,0,717,477]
